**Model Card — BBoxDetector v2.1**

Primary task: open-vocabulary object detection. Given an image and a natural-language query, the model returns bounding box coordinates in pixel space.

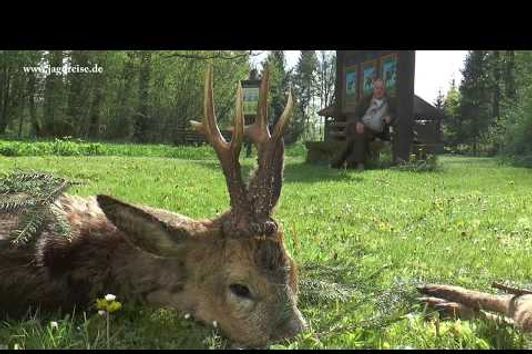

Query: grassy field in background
[0,138,306,159]
[0,143,531,349]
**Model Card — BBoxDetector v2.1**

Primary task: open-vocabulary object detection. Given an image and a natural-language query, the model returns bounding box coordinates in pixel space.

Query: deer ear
[96,195,190,257]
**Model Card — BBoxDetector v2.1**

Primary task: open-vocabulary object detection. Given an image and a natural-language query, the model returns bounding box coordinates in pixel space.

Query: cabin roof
[413,95,445,120]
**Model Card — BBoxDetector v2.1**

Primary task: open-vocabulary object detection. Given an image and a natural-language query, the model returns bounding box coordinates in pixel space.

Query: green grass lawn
[1,150,532,349]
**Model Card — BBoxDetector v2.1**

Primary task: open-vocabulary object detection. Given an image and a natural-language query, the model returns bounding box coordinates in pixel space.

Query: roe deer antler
[190,65,294,238]
[244,67,294,235]
[190,66,254,236]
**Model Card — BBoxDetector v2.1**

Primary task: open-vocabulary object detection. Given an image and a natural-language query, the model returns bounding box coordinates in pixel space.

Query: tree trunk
[88,75,104,139]
[112,52,136,140]
[0,55,4,134]
[0,62,11,134]
[492,51,501,124]
[66,51,90,138]
[17,106,25,138]
[134,51,151,143]
[27,72,40,137]
[42,51,64,137]
[13,74,26,138]
[504,51,517,100]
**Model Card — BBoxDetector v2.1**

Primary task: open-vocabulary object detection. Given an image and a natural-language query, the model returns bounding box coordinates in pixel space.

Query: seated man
[332,78,396,170]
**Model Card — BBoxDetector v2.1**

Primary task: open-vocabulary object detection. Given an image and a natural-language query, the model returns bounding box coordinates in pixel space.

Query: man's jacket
[352,94,397,125]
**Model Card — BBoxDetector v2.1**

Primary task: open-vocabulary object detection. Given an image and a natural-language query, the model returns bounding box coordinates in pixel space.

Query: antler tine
[190,66,254,237]
[190,66,228,149]
[246,78,295,234]
[243,65,271,146]
[203,65,228,151]
[257,65,270,133]
[271,87,294,141]
[230,83,245,156]
[193,66,245,156]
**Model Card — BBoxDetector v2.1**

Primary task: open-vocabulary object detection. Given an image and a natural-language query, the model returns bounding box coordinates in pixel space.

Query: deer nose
[286,316,307,338]
[272,310,307,342]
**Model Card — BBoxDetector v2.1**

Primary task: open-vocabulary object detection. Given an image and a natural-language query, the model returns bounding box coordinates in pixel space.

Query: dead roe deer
[0,66,306,348]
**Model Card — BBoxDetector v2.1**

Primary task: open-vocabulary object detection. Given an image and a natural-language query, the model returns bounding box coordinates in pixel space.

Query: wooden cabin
[306,50,444,164]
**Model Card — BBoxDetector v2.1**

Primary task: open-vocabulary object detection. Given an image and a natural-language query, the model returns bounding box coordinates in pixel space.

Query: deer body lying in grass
[418,283,532,332]
[0,67,305,348]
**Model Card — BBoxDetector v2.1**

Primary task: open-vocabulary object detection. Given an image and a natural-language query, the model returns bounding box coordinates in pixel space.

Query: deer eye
[229,283,252,299]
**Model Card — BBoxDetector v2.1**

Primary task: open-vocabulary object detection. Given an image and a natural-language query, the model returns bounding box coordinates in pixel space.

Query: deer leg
[417,284,513,316]
[419,295,515,326]
[419,284,532,332]
[419,296,477,320]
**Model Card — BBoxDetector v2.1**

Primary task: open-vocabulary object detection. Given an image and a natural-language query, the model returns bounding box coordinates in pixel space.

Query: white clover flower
[98,310,107,316]
[50,321,59,330]
[105,294,116,301]
[184,313,191,320]
[212,320,218,328]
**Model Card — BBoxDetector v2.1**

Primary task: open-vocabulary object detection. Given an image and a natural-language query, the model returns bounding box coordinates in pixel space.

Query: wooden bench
[174,128,233,146]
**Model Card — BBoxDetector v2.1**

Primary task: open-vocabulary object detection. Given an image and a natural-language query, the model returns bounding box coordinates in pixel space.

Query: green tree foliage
[0,51,42,136]
[446,50,525,158]
[0,50,344,147]
[498,51,532,163]
[291,51,318,143]
[434,89,445,110]
[134,51,152,143]
[257,51,333,145]
[261,51,291,130]
[65,50,91,137]
[317,51,336,109]
[0,50,250,144]
[456,51,492,155]
[442,80,461,147]
[42,51,69,138]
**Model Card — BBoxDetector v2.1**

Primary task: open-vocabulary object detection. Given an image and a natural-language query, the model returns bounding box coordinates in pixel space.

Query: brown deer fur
[0,66,305,348]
